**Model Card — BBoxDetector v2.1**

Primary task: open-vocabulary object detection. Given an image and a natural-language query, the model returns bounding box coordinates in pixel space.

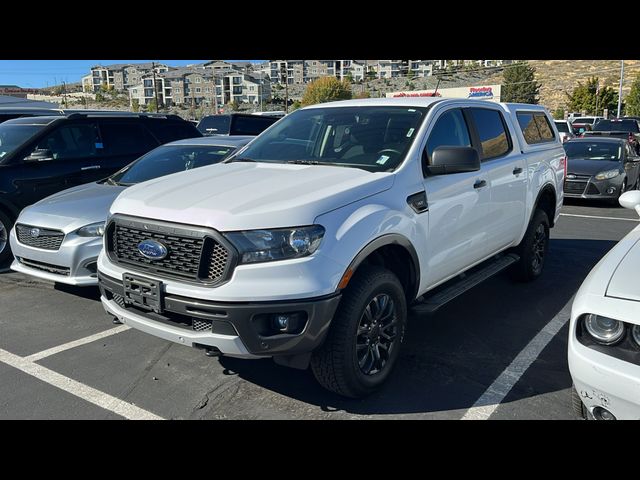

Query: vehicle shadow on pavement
[53,284,101,301]
[218,238,617,417]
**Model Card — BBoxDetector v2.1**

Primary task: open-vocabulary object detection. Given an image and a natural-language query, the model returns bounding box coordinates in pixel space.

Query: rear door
[466,106,527,255]
[96,119,159,180]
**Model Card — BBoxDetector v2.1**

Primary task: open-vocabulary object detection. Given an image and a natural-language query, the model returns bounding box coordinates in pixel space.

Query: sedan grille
[15,224,65,251]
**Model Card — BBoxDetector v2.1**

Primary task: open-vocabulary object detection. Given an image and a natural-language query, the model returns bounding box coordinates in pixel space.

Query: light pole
[617,60,624,118]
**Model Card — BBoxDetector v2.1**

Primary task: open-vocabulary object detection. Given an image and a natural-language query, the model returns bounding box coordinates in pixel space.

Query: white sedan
[569,190,640,420]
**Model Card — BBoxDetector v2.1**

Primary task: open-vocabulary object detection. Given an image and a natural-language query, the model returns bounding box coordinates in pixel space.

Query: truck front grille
[106,216,235,285]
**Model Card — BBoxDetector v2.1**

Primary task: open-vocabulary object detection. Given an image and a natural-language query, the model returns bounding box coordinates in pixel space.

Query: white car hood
[110,162,395,230]
[606,232,640,302]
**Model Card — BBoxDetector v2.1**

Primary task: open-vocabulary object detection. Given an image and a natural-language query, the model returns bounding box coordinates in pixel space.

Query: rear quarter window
[517,112,556,144]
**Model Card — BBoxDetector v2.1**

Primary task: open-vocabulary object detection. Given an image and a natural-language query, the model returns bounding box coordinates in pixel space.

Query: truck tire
[571,385,588,420]
[310,265,407,398]
[510,209,549,282]
[0,209,14,268]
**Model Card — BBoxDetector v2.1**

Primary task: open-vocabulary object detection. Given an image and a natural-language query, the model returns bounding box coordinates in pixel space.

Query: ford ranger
[98,98,565,397]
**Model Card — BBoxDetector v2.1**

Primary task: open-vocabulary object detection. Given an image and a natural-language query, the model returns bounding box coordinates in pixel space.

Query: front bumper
[564,175,624,200]
[98,272,341,358]
[9,227,102,286]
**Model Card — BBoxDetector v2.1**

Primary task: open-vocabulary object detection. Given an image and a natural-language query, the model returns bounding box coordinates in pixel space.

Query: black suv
[0,112,201,265]
[196,113,279,136]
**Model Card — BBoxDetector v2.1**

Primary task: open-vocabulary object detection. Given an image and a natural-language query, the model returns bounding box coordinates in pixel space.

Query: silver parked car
[9,136,254,286]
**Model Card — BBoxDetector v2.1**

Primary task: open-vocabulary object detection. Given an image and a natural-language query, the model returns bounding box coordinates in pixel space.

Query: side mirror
[427,146,481,175]
[24,148,53,162]
[619,190,640,215]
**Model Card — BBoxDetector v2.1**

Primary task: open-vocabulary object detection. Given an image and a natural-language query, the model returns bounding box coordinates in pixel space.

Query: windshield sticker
[95,142,104,149]
[406,128,415,137]
[376,155,390,165]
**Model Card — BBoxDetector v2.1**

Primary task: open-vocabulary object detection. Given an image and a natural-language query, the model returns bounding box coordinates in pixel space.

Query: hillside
[485,60,640,112]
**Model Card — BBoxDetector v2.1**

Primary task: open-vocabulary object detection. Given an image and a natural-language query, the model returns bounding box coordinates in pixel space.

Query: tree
[355,91,371,99]
[566,77,618,115]
[501,62,541,104]
[625,74,640,116]
[229,100,240,112]
[552,107,564,120]
[131,99,140,113]
[301,76,352,107]
[291,100,302,111]
[344,73,353,84]
[147,98,158,113]
[407,68,415,79]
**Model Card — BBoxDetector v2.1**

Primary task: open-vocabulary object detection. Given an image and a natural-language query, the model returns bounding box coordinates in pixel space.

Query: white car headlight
[632,325,640,347]
[77,222,106,237]
[595,169,620,180]
[584,314,624,345]
[224,225,325,264]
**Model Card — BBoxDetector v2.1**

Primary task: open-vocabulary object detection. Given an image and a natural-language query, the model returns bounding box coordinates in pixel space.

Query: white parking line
[560,213,639,222]
[25,325,130,362]
[461,306,571,420]
[0,347,162,420]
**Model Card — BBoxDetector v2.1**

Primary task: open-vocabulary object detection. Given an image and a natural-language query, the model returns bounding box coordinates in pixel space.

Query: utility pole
[62,81,67,108]
[617,60,624,118]
[260,70,263,112]
[152,61,160,113]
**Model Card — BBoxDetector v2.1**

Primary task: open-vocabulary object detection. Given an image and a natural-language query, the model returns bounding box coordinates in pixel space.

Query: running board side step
[411,253,520,315]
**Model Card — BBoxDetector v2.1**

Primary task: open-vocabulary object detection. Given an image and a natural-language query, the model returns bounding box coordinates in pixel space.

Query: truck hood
[18,182,126,233]
[567,159,621,176]
[110,162,395,230]
[606,232,640,302]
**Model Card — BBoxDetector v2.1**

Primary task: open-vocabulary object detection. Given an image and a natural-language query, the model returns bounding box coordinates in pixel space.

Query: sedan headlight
[76,222,106,237]
[224,225,325,264]
[595,169,620,180]
[584,314,624,345]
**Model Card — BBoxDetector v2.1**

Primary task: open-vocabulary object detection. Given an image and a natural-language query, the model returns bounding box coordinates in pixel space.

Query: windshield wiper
[287,160,321,165]
[227,157,256,163]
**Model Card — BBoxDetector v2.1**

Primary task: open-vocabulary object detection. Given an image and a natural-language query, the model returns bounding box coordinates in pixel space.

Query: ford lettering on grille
[137,240,168,260]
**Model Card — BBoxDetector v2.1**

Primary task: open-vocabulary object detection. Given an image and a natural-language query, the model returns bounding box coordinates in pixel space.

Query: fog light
[269,312,307,334]
[607,187,616,194]
[593,406,616,420]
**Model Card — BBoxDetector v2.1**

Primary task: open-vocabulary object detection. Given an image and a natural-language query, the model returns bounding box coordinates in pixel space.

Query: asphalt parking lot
[0,199,637,420]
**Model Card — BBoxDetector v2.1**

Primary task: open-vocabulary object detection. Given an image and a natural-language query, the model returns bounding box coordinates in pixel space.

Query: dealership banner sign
[386,84,501,102]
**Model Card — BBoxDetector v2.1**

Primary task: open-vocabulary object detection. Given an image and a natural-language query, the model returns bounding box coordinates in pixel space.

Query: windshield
[197,116,230,135]
[234,106,428,172]
[555,122,570,133]
[593,120,639,133]
[0,123,44,160]
[564,142,622,161]
[108,144,236,185]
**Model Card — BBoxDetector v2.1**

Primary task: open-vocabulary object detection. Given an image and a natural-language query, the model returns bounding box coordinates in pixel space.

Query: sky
[0,60,264,88]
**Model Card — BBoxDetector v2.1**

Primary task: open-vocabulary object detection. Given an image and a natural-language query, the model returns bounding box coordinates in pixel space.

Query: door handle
[474,179,487,189]
[81,165,101,171]
[513,167,523,175]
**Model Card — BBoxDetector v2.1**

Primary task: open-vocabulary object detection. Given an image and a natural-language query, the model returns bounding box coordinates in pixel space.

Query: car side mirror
[426,146,481,175]
[619,190,640,215]
[24,148,53,162]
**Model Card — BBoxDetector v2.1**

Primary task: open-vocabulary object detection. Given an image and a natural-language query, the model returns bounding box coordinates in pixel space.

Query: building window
[232,77,242,85]
[143,79,153,87]
[195,87,201,93]
[205,87,210,93]
[195,77,201,83]
[233,86,242,94]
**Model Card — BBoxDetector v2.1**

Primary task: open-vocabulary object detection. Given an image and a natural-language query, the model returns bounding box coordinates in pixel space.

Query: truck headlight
[77,222,106,237]
[583,314,624,345]
[224,225,325,264]
[595,170,620,180]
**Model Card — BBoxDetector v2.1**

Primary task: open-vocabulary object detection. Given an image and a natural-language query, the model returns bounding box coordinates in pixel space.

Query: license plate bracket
[123,273,163,313]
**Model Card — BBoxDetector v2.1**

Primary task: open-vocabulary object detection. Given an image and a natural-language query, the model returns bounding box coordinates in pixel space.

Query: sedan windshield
[564,142,622,161]
[108,144,236,185]
[0,124,44,160]
[233,106,428,172]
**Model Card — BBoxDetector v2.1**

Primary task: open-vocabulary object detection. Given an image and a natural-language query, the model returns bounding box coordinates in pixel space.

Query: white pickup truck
[98,98,565,397]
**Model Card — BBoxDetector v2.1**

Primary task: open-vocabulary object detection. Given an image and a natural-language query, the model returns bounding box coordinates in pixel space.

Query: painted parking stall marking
[25,325,130,362]
[560,213,639,222]
[461,303,571,420]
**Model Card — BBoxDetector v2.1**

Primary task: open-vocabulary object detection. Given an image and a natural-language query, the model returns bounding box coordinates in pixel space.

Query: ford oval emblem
[137,239,168,260]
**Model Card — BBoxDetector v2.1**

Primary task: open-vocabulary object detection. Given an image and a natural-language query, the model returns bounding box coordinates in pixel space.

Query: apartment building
[82,63,169,93]
[129,76,172,107]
